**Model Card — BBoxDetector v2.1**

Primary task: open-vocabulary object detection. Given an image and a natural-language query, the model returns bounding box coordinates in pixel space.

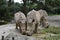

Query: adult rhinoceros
[26,10,41,36]
[14,11,26,35]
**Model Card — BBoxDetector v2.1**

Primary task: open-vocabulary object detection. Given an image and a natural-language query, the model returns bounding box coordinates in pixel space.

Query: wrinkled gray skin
[26,10,41,36]
[38,9,49,28]
[14,11,26,34]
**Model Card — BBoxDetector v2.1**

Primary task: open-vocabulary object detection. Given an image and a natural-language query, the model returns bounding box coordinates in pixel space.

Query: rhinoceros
[38,9,49,28]
[26,10,41,36]
[14,11,26,35]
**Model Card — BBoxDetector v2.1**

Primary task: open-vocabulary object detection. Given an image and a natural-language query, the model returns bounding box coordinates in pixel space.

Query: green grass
[32,26,60,40]
[45,34,60,40]
[35,26,60,34]
[42,26,60,34]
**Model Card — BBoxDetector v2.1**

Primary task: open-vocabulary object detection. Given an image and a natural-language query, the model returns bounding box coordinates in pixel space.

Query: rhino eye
[32,19,35,22]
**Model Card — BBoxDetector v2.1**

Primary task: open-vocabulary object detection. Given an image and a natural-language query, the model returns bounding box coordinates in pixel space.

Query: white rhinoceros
[38,9,49,28]
[14,11,26,35]
[26,10,41,36]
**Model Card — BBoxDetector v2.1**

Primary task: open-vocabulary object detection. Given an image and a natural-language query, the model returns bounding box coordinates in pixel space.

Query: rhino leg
[33,23,38,33]
[16,23,18,29]
[19,23,22,33]
[25,22,27,31]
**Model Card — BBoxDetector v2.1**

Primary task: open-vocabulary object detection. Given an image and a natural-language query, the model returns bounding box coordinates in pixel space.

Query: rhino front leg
[33,23,38,33]
[19,23,22,33]
[16,23,18,29]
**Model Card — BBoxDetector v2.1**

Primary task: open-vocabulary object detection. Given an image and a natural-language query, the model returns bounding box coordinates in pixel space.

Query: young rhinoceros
[38,9,49,28]
[14,11,26,35]
[26,10,41,36]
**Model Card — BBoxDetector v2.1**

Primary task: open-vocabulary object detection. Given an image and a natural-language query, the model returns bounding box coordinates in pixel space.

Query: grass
[43,26,60,34]
[45,34,60,40]
[32,26,60,40]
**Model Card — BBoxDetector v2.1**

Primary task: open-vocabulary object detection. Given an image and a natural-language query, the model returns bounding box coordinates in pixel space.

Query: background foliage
[0,0,60,22]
